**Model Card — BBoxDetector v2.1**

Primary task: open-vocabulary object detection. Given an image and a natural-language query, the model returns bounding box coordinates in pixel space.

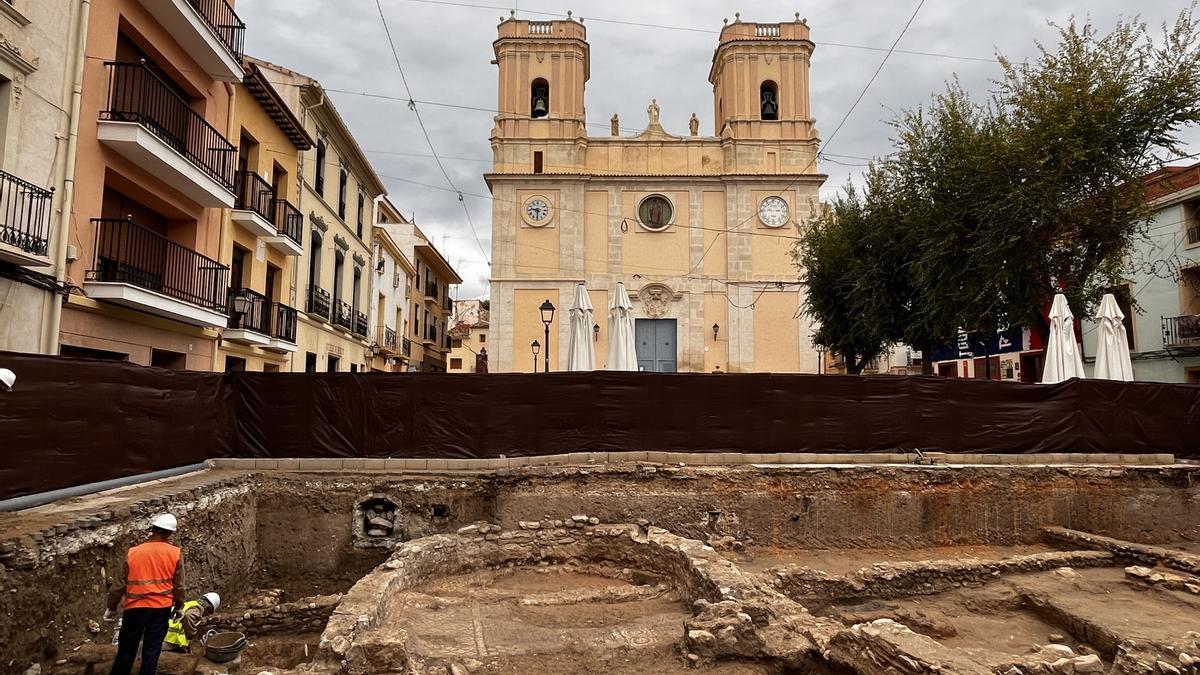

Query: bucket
[201,630,247,663]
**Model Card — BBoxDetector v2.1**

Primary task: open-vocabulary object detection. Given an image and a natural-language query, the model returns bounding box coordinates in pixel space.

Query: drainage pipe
[0,462,208,512]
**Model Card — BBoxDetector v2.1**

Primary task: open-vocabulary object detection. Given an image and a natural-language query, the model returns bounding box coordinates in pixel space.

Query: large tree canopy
[797,10,1200,371]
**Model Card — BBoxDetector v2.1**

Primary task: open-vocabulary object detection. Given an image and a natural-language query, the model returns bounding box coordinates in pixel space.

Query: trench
[1,464,1198,674]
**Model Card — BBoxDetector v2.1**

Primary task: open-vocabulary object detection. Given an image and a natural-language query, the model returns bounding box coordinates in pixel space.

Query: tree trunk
[921,341,935,375]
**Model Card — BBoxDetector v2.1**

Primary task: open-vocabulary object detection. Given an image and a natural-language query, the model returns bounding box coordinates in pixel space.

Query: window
[760,81,779,121]
[533,151,544,174]
[450,358,463,369]
[230,245,249,289]
[413,303,420,335]
[333,249,345,306]
[338,168,348,219]
[531,78,549,118]
[305,352,317,372]
[352,266,362,313]
[350,363,358,373]
[308,230,323,291]
[356,192,365,239]
[479,333,487,344]
[151,349,186,369]
[1186,200,1200,245]
[314,139,326,195]
[327,355,340,372]
[637,194,674,231]
[224,356,247,372]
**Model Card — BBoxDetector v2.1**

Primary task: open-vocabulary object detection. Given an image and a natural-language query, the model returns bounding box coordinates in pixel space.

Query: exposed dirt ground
[371,566,774,674]
[726,543,1056,574]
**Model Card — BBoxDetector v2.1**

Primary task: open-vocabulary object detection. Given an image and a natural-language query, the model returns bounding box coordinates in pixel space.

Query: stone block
[362,459,387,470]
[302,459,342,470]
[276,458,301,470]
[341,459,367,470]
[645,451,669,464]
[253,459,280,470]
[426,459,449,470]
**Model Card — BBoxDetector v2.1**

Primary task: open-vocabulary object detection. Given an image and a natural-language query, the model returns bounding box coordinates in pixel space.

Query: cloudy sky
[238,0,1200,299]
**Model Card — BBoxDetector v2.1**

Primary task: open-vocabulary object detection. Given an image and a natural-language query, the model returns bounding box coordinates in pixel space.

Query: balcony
[264,302,298,353]
[376,325,398,354]
[98,62,236,208]
[84,217,229,328]
[224,286,271,346]
[333,300,353,332]
[401,336,412,358]
[424,282,439,305]
[0,169,54,267]
[265,198,303,256]
[423,325,437,345]
[136,0,244,81]
[305,285,330,322]
[1163,315,1200,348]
[232,171,276,237]
[442,295,452,312]
[353,310,369,339]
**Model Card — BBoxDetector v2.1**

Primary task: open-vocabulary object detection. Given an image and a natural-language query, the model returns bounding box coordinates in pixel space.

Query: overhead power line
[396,0,996,63]
[374,0,492,266]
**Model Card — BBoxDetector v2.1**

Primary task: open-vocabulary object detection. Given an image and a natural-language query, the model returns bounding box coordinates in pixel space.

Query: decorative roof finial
[795,12,800,21]
[566,9,572,19]
[734,12,741,23]
[723,17,728,25]
[509,9,515,17]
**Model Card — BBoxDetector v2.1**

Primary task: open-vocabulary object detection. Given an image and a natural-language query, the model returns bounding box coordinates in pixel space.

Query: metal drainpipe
[0,462,209,513]
[212,81,237,371]
[42,0,91,355]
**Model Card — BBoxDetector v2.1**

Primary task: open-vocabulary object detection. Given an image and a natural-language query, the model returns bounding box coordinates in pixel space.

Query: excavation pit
[2,459,1199,674]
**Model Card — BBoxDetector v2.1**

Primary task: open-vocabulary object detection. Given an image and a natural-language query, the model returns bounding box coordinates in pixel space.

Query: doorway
[635,319,677,372]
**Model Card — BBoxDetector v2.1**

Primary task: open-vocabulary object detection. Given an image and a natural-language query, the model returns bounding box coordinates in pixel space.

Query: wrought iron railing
[101,62,236,191]
[88,218,229,313]
[273,199,302,246]
[183,0,246,61]
[377,325,398,353]
[442,295,452,311]
[271,302,297,343]
[444,335,452,351]
[334,300,353,330]
[353,310,369,338]
[306,285,330,321]
[1163,315,1200,348]
[424,325,438,343]
[426,281,438,301]
[401,337,412,357]
[227,286,270,334]
[235,171,274,222]
[0,169,53,257]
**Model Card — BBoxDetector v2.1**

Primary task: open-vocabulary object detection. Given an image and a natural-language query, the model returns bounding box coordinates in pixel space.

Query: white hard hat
[0,368,14,391]
[202,592,221,612]
[151,513,177,532]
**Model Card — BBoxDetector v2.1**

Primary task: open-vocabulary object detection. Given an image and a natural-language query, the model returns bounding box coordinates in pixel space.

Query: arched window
[531,78,549,118]
[760,81,779,120]
[314,138,327,194]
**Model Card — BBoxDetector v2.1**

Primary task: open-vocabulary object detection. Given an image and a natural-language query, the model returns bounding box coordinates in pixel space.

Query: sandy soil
[727,544,1056,575]
[374,566,775,673]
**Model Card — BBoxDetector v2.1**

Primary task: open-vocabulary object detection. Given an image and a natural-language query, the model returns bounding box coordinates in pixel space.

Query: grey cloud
[239,0,1200,299]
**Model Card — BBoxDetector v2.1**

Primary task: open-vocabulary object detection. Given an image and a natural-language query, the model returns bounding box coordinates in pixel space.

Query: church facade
[486,15,827,372]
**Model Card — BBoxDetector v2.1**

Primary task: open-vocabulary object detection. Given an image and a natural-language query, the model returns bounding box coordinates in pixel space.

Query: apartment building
[216,62,313,372]
[368,198,416,372]
[449,299,489,373]
[1082,164,1200,383]
[59,0,246,368]
[381,220,462,372]
[0,0,85,354]
[250,58,387,373]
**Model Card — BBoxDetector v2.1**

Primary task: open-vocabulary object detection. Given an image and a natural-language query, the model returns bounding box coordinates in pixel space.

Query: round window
[637,195,674,231]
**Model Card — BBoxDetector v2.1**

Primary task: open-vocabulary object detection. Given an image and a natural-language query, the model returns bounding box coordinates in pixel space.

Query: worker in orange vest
[105,513,184,674]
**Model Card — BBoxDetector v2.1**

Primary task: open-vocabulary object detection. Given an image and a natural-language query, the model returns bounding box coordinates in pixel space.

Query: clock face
[525,198,550,223]
[758,196,790,228]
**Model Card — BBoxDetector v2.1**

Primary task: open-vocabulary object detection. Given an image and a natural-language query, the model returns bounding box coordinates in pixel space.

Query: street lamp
[712,322,720,341]
[816,345,827,375]
[531,340,541,373]
[539,299,555,373]
[593,323,600,342]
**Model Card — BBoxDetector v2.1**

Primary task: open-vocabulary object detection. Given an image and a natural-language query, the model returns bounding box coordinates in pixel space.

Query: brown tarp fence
[2,351,1199,500]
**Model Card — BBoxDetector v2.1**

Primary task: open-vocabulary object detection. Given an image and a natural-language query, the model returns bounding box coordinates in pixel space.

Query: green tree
[798,9,1200,368]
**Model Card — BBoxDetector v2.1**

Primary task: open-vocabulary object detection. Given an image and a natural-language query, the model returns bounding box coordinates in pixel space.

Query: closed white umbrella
[566,283,596,371]
[1093,293,1134,381]
[607,282,638,371]
[1041,293,1087,383]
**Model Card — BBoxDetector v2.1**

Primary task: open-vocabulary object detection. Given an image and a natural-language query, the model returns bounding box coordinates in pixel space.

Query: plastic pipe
[0,462,208,512]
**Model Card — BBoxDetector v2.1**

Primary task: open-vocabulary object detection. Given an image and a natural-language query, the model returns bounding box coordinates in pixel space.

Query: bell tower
[708,15,816,143]
[492,15,589,143]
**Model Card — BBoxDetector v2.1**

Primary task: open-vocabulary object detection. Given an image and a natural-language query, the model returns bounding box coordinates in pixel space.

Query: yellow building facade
[251,58,388,373]
[486,17,826,372]
[215,62,313,372]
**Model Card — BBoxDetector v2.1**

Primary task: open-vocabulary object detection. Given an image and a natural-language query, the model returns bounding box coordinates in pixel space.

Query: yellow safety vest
[163,600,201,650]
